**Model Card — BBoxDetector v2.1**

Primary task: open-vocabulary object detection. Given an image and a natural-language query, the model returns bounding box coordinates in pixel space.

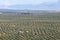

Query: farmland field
[0,13,60,40]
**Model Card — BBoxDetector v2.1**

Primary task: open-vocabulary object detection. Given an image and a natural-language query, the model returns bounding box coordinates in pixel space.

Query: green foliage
[0,13,60,40]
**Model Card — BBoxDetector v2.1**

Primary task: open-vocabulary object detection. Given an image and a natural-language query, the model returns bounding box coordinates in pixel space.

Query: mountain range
[0,9,60,14]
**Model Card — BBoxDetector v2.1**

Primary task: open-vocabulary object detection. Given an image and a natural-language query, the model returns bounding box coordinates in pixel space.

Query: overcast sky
[0,0,60,10]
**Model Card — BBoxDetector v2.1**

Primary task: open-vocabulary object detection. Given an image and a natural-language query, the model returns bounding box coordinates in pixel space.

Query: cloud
[8,3,60,10]
[0,0,59,9]
[0,0,59,5]
[15,0,58,4]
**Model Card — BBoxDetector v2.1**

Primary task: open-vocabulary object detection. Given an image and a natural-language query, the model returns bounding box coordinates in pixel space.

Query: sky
[0,0,60,10]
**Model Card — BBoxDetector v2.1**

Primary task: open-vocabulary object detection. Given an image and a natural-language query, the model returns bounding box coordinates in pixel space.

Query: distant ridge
[0,9,60,14]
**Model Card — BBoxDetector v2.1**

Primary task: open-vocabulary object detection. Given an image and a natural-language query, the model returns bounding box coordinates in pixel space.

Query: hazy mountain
[0,9,59,14]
